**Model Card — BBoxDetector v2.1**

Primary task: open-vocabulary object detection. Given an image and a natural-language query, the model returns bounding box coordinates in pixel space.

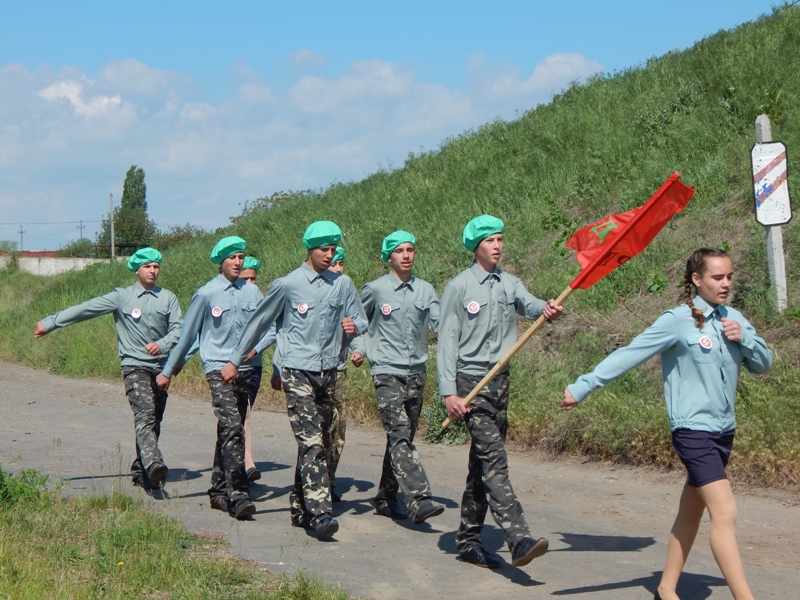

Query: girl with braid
[561,248,772,600]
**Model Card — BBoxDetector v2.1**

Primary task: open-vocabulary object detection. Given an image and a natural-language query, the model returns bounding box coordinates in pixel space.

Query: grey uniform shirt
[162,274,262,377]
[437,262,546,397]
[41,282,182,369]
[350,272,439,376]
[232,261,368,372]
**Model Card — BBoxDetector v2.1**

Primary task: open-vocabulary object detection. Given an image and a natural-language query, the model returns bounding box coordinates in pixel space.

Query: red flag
[566,173,695,290]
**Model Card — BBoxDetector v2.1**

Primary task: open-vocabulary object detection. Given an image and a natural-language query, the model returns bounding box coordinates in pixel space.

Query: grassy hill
[2,4,799,486]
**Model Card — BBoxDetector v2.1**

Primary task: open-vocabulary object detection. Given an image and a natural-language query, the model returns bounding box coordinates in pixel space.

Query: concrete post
[755,114,788,312]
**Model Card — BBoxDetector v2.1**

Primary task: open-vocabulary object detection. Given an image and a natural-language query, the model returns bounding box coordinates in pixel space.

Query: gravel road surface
[1,362,797,599]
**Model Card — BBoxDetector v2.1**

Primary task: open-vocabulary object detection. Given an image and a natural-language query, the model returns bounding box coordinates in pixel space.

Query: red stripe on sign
[755,170,788,206]
[753,150,787,183]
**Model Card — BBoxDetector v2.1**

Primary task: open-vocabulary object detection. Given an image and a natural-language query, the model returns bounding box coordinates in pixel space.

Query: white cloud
[1,52,602,250]
[38,79,122,117]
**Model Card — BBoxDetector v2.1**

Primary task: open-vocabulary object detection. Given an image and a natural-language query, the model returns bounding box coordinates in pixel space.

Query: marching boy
[35,247,182,490]
[438,215,563,569]
[157,236,261,520]
[221,221,367,540]
[350,230,444,523]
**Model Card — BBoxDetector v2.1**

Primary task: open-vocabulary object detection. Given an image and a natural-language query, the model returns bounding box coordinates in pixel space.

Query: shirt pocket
[413,300,430,314]
[327,297,344,316]
[500,293,516,317]
[154,306,174,325]
[685,333,716,364]
[240,301,258,317]
[150,307,172,335]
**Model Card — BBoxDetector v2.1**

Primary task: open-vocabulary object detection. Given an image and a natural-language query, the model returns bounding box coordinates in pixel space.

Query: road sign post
[751,114,791,312]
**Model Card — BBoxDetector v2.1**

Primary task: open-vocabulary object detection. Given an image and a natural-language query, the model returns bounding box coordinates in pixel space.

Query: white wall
[0,256,116,275]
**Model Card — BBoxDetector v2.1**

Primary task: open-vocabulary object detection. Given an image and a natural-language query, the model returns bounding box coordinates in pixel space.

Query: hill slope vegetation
[2,5,799,485]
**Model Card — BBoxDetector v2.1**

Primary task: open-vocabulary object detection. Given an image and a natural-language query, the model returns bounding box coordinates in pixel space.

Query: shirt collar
[214,273,244,290]
[388,271,415,291]
[692,295,726,319]
[133,281,160,298]
[469,261,501,284]
[300,261,336,284]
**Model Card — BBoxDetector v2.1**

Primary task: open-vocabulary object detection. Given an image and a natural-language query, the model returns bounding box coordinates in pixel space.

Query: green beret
[242,256,262,272]
[303,221,342,250]
[380,230,416,261]
[332,246,345,263]
[462,215,504,252]
[127,247,162,272]
[210,236,247,264]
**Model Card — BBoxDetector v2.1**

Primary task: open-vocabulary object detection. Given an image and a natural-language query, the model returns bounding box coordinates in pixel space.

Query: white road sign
[751,141,791,226]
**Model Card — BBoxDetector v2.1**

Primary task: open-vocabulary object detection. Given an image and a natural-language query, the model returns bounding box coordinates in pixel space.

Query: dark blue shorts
[671,428,734,488]
[247,367,263,407]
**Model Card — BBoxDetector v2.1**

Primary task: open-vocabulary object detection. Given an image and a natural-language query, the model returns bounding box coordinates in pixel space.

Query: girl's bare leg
[657,482,704,600]
[696,479,754,600]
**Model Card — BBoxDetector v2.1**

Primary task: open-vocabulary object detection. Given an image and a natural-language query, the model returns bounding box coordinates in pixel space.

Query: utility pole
[18,225,25,252]
[109,193,115,260]
[78,220,84,241]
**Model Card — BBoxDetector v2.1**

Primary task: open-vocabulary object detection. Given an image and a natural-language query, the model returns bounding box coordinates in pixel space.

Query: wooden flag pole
[441,285,575,429]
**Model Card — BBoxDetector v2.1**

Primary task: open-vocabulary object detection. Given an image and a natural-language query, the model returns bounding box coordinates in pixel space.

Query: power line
[0,220,102,225]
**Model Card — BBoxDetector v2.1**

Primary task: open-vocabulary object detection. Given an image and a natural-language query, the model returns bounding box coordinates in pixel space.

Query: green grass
[1,5,800,486]
[0,465,350,600]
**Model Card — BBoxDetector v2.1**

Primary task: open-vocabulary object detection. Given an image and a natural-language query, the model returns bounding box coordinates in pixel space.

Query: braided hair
[684,247,729,329]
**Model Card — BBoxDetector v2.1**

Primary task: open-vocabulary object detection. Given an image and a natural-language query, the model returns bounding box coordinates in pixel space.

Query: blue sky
[0,1,779,251]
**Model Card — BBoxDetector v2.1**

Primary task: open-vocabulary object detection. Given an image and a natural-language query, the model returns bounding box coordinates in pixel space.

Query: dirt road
[1,362,797,599]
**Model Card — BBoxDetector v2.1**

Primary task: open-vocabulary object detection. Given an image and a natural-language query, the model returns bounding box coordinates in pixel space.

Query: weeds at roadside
[0,465,351,599]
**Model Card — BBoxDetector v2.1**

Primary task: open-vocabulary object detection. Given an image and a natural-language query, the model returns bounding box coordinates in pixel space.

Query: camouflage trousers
[282,368,336,523]
[373,372,433,519]
[122,367,168,486]
[327,369,347,490]
[206,370,251,505]
[455,372,531,553]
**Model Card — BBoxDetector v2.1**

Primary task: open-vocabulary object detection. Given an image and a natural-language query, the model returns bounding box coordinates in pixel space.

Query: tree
[97,165,158,256]
[56,238,94,258]
[0,240,17,252]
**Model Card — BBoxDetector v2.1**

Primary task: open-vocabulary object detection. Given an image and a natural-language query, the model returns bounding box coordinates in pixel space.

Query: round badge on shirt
[381,304,392,315]
[211,306,223,318]
[131,309,142,319]
[699,336,713,349]
[467,301,480,315]
[298,303,309,315]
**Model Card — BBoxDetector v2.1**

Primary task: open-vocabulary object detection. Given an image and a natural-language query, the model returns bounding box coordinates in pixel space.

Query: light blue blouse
[567,297,772,433]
